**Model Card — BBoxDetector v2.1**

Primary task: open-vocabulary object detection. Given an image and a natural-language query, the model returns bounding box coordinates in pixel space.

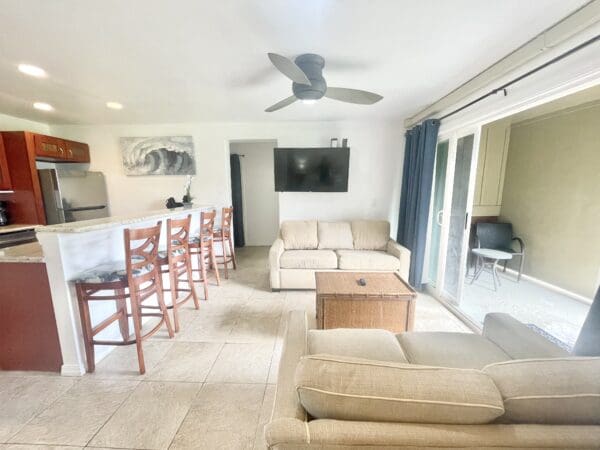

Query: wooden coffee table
[315,272,417,333]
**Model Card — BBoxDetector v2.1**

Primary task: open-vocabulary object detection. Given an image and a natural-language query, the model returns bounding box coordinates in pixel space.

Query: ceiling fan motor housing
[292,53,327,100]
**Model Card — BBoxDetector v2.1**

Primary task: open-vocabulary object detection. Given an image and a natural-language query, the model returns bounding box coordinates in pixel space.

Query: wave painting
[120,136,196,176]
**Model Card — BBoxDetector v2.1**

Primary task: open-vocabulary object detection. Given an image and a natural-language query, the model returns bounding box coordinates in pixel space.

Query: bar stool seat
[74,261,153,284]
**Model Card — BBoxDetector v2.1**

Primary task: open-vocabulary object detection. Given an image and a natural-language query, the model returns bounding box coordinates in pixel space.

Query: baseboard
[502,268,592,305]
[61,363,85,377]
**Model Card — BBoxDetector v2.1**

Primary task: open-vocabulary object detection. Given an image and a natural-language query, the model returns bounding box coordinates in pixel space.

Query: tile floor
[0,246,468,450]
[461,268,590,347]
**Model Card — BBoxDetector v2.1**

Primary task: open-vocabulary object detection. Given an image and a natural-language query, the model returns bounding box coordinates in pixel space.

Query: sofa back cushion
[317,222,353,249]
[351,220,390,250]
[281,221,318,250]
[295,355,505,424]
[483,357,600,424]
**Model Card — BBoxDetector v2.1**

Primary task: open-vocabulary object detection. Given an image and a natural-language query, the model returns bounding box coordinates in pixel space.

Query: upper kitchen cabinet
[473,118,511,217]
[34,134,90,163]
[64,139,90,163]
[0,136,13,191]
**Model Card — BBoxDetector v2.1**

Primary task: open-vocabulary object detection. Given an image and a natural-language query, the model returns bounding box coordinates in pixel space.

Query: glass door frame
[423,125,482,306]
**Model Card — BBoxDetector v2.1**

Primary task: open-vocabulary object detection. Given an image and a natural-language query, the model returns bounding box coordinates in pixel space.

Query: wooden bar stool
[189,210,220,300]
[213,206,237,279]
[74,221,174,374]
[157,215,199,333]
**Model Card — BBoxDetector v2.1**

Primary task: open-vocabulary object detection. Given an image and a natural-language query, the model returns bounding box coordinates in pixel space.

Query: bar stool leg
[199,247,210,300]
[211,242,221,286]
[221,233,229,280]
[186,256,200,309]
[155,277,175,338]
[129,294,146,374]
[168,265,181,333]
[76,284,96,373]
[115,288,130,340]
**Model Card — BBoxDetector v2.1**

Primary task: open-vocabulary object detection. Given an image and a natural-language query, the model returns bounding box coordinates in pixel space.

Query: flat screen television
[274,147,350,192]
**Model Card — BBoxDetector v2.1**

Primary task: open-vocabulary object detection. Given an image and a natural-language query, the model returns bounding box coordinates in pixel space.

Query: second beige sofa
[269,220,411,290]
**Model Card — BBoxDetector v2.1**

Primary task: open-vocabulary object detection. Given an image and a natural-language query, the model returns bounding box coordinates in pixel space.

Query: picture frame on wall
[120,136,196,176]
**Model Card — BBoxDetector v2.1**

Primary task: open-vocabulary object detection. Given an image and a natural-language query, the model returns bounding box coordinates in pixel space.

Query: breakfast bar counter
[35,205,212,376]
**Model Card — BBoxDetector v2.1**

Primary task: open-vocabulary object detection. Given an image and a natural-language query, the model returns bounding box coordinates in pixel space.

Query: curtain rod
[439,33,600,121]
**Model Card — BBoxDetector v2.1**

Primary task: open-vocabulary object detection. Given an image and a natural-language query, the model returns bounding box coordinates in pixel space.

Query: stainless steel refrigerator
[38,169,109,224]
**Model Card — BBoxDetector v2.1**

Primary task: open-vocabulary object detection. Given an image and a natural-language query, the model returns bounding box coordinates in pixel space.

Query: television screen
[274,147,350,192]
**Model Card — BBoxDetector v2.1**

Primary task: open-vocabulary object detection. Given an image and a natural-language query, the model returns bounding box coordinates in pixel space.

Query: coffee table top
[315,272,416,298]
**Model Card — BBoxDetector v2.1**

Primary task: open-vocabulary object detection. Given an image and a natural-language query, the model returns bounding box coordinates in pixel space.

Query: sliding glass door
[424,128,480,306]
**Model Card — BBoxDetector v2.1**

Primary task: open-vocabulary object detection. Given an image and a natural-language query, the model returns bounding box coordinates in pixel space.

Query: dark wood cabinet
[34,134,67,160]
[65,139,90,163]
[0,136,12,191]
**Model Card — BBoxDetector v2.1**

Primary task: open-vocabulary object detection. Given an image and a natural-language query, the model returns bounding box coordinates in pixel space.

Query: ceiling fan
[265,53,383,112]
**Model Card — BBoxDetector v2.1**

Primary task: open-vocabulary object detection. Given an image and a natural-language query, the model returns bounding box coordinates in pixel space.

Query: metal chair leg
[517,254,525,282]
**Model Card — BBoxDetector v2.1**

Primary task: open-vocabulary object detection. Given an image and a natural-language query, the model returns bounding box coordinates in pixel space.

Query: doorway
[229,140,279,246]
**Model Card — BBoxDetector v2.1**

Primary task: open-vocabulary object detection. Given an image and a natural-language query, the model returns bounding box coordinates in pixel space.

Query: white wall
[50,121,405,237]
[230,141,279,246]
[0,112,50,134]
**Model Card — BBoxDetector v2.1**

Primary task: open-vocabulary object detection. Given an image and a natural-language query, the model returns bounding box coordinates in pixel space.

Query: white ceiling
[0,0,588,125]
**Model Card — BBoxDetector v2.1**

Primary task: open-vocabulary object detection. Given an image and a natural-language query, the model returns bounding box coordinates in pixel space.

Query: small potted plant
[182,175,194,207]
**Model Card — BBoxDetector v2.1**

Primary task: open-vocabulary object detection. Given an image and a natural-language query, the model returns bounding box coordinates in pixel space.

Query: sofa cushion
[280,250,337,270]
[351,220,390,250]
[295,355,505,424]
[317,222,353,250]
[281,220,318,250]
[483,357,600,424]
[337,249,400,271]
[397,332,511,369]
[308,328,408,362]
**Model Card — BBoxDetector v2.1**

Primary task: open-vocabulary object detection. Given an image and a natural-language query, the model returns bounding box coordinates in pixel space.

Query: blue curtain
[397,119,440,290]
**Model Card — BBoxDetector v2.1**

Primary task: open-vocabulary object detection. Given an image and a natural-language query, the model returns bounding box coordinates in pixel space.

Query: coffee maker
[0,201,8,226]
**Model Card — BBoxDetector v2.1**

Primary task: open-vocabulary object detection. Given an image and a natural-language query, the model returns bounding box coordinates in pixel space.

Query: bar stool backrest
[221,206,233,237]
[124,221,162,302]
[200,210,216,243]
[167,215,191,265]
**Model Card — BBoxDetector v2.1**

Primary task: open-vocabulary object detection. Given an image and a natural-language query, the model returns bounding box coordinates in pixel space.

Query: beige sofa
[265,311,600,449]
[269,220,411,290]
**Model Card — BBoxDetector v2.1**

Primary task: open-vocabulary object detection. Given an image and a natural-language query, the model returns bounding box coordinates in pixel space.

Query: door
[425,140,449,286]
[441,133,476,303]
[424,128,480,305]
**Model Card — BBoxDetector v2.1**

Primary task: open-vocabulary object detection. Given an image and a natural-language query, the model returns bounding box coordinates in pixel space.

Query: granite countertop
[0,242,44,263]
[36,205,213,234]
[0,224,37,235]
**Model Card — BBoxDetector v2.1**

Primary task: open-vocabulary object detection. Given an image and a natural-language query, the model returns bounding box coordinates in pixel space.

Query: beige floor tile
[267,346,282,385]
[90,340,174,380]
[2,445,83,449]
[0,376,76,442]
[145,342,223,382]
[176,313,237,343]
[227,314,281,345]
[10,379,138,446]
[206,343,273,383]
[253,384,276,450]
[89,381,200,450]
[169,384,264,450]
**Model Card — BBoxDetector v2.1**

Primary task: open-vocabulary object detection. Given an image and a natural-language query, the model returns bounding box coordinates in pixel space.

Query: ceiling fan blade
[325,87,383,105]
[265,95,298,112]
[268,53,311,85]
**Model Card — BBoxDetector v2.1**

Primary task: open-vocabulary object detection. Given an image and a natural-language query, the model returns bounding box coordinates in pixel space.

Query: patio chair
[473,222,525,282]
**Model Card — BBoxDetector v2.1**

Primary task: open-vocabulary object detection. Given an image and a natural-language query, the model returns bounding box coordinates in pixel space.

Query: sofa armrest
[387,239,411,282]
[271,311,308,421]
[483,313,569,359]
[269,238,285,290]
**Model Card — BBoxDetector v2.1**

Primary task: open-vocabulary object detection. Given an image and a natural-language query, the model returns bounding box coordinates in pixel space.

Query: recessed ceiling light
[33,102,53,111]
[106,101,123,110]
[18,64,47,78]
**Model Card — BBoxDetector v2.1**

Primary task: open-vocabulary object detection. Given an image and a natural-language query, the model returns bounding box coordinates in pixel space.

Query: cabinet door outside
[34,134,67,160]
[65,140,90,163]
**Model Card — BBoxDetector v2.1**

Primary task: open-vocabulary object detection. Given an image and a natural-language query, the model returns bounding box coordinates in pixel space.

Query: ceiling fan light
[302,99,317,105]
